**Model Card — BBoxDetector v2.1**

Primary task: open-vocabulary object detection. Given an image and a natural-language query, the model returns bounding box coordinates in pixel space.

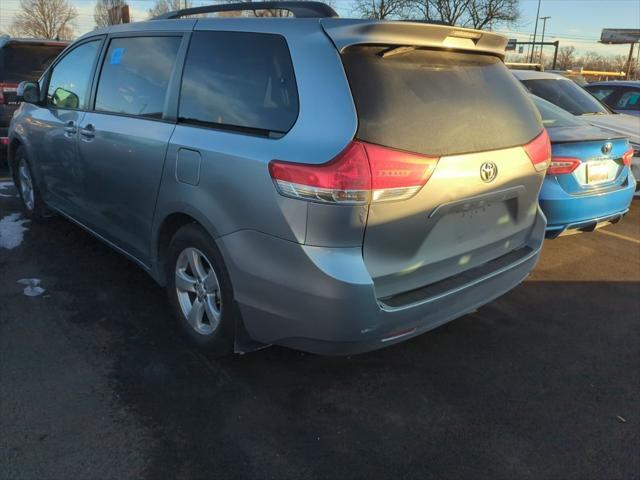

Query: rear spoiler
[320,19,508,58]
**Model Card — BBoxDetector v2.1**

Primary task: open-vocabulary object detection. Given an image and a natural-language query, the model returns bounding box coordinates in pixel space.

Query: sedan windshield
[522,78,610,116]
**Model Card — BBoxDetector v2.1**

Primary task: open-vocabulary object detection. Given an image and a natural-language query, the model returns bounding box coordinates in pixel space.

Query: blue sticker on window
[110,47,124,65]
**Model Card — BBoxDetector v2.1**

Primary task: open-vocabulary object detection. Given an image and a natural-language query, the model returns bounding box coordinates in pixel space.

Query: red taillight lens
[547,157,581,175]
[268,141,438,204]
[621,147,634,167]
[524,129,552,172]
[0,137,8,145]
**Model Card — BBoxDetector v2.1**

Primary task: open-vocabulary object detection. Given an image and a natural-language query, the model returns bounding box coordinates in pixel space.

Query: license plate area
[586,161,610,184]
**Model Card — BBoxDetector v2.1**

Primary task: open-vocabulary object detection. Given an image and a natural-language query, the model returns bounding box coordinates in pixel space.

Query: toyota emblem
[601,142,613,155]
[480,162,498,183]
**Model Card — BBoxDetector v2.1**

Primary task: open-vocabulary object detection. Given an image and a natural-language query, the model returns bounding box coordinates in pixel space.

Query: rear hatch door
[331,29,545,299]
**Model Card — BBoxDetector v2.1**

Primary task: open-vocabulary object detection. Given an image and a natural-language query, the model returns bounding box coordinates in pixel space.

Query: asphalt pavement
[1,177,639,480]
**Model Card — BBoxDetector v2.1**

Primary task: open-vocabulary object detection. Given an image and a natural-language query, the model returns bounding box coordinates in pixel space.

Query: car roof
[79,16,509,58]
[511,69,570,81]
[0,36,69,48]
[586,80,640,88]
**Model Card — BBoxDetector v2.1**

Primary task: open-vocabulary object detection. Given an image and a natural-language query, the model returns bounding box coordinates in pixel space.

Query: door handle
[79,123,95,139]
[63,121,77,135]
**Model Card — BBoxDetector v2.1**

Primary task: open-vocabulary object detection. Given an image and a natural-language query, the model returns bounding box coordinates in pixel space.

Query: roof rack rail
[152,1,338,20]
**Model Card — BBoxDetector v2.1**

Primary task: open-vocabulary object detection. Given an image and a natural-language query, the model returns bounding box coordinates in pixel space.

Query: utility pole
[626,42,635,79]
[539,16,551,64]
[529,0,543,62]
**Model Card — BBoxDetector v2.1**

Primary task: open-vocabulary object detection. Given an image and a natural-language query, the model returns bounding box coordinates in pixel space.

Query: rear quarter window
[179,31,299,136]
[341,46,542,157]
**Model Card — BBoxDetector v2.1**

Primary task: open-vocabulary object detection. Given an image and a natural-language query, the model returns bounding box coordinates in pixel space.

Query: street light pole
[539,16,551,64]
[529,0,542,63]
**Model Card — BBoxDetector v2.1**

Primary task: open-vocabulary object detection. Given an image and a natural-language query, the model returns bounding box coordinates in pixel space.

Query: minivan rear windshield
[341,46,542,157]
[0,43,66,82]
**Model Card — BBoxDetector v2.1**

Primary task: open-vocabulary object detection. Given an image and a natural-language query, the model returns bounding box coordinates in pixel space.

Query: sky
[0,0,638,57]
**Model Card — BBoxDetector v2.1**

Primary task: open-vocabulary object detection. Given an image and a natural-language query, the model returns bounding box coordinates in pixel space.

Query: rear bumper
[218,207,546,355]
[1,107,11,157]
[540,175,636,237]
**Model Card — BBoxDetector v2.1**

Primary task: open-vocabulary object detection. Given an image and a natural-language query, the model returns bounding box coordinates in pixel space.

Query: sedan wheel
[175,247,222,336]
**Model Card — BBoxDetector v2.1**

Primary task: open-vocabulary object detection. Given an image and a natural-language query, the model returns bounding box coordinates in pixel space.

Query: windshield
[521,78,610,116]
[341,46,542,157]
[530,95,585,128]
[0,43,66,82]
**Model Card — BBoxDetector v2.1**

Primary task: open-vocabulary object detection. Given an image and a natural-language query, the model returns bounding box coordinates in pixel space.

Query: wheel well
[156,213,200,283]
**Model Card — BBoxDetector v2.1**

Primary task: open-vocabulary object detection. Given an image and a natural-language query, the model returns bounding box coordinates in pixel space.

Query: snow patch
[17,278,45,297]
[0,213,30,249]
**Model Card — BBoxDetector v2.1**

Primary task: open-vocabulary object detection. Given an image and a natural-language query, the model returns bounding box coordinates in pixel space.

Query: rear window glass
[531,95,585,128]
[615,90,640,111]
[0,43,66,82]
[341,46,541,157]
[179,31,298,136]
[521,78,609,116]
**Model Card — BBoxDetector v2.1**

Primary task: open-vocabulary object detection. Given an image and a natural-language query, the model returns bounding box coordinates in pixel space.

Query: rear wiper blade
[379,46,416,59]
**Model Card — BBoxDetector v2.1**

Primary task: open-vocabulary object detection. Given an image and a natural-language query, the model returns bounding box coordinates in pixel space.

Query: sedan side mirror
[16,81,41,104]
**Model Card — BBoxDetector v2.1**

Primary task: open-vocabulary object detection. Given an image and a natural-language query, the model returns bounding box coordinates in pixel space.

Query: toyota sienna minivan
[8,2,550,356]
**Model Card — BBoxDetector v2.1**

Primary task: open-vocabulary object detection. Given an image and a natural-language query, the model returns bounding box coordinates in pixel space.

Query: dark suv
[1,36,68,153]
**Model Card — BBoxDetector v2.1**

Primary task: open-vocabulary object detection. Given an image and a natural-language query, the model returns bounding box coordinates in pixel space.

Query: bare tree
[95,0,129,27]
[467,0,518,29]
[555,46,576,70]
[408,0,519,29]
[411,0,471,26]
[8,0,77,40]
[353,0,410,19]
[148,0,192,18]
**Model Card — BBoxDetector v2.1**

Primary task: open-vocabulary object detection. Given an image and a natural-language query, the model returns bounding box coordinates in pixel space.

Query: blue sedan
[531,95,636,238]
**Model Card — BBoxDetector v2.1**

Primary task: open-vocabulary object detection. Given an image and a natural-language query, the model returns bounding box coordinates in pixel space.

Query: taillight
[621,147,634,167]
[547,157,581,175]
[524,129,552,172]
[268,141,438,204]
[0,83,18,105]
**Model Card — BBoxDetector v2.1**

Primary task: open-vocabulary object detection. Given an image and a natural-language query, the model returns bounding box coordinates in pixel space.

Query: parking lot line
[598,229,640,245]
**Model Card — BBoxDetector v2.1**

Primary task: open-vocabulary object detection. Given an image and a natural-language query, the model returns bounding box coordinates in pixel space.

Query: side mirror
[51,87,79,109]
[16,81,41,104]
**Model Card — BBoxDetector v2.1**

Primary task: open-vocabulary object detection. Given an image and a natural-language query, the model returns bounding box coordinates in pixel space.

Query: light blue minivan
[8,2,549,355]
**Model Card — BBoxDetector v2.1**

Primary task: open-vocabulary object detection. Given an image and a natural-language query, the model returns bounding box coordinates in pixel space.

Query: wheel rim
[18,159,35,212]
[175,247,222,336]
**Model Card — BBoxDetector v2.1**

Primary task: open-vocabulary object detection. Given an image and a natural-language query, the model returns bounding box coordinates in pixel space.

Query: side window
[614,90,640,111]
[179,31,299,135]
[95,36,182,119]
[588,87,615,102]
[47,40,101,110]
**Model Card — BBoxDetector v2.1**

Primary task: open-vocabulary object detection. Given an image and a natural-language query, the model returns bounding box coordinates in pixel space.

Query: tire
[166,223,235,356]
[14,147,47,220]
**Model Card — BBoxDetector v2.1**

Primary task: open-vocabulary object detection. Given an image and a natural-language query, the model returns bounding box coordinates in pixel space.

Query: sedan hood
[583,113,640,145]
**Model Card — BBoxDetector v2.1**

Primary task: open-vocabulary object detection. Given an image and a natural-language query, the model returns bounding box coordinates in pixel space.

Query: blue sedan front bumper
[540,174,636,238]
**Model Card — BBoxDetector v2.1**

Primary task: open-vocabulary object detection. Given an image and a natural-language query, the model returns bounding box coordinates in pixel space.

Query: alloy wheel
[18,159,35,212]
[175,247,222,335]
